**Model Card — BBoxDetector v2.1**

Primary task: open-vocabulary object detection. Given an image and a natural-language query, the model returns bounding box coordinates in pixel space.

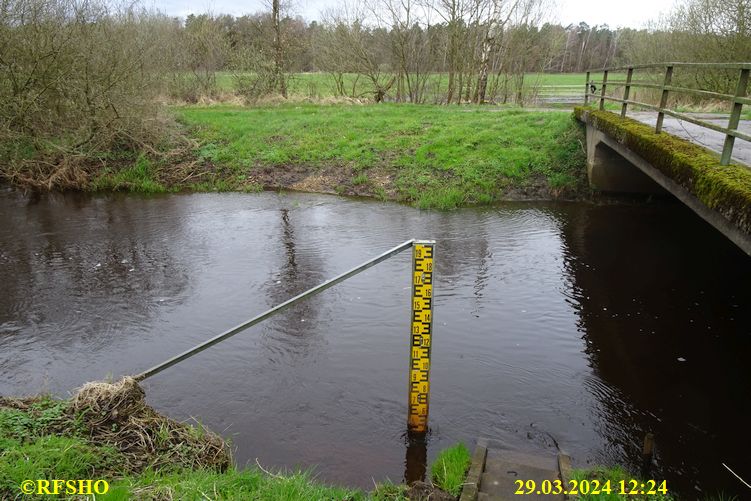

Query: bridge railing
[584,62,751,165]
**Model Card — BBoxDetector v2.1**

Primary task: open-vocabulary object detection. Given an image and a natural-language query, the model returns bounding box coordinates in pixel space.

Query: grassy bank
[0,378,469,500]
[1,103,588,208]
[172,104,587,208]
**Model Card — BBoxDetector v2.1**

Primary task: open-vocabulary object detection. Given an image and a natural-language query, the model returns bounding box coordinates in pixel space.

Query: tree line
[1,0,748,188]
[173,0,750,103]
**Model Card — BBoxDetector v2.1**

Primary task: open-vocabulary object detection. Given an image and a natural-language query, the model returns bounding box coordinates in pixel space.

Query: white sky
[152,0,679,28]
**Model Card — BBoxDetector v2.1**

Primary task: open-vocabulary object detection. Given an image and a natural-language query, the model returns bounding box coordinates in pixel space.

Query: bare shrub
[0,0,178,189]
[230,48,279,102]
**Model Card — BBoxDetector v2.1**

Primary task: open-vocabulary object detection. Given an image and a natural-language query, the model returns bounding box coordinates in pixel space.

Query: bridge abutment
[586,126,668,195]
[578,112,751,256]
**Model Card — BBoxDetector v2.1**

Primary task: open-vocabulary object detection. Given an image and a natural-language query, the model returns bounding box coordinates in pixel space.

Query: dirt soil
[247,164,585,202]
[248,164,400,199]
[407,481,457,500]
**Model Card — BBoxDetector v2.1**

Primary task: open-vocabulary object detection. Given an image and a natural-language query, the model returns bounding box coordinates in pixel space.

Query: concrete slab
[461,443,567,501]
[481,459,564,500]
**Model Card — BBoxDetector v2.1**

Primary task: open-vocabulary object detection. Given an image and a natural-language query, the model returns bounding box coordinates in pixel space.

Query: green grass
[430,442,471,496]
[91,154,167,193]
[1,436,120,494]
[0,399,370,500]
[1,396,474,500]
[0,400,121,496]
[102,467,365,501]
[0,398,68,439]
[177,103,587,208]
[352,173,369,186]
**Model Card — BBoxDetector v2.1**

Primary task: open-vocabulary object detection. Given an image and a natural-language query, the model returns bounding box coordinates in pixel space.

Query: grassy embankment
[0,378,471,500]
[93,104,588,209]
[87,72,589,209]
[145,104,585,209]
[0,72,590,205]
[4,390,698,501]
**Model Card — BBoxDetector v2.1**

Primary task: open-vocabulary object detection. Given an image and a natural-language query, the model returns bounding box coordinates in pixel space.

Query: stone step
[480,460,563,500]
[461,443,568,501]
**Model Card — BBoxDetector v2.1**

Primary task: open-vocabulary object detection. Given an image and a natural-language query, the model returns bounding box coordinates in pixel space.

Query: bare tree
[320,4,395,102]
[271,0,287,96]
[0,0,177,188]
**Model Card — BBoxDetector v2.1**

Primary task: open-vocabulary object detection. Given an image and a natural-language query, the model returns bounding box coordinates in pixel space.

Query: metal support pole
[656,65,673,133]
[135,239,416,381]
[584,71,590,105]
[621,67,634,118]
[721,68,749,165]
[599,70,608,111]
[407,240,435,434]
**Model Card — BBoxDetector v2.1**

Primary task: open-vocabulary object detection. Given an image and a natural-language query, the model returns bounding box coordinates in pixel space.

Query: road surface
[628,112,751,166]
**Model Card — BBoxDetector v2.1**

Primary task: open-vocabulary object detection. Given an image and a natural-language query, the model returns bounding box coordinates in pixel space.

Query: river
[1,188,749,498]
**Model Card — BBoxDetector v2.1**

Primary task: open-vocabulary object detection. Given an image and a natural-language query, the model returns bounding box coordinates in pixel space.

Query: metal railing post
[584,71,590,104]
[621,67,634,118]
[656,65,674,133]
[599,70,608,111]
[721,68,750,165]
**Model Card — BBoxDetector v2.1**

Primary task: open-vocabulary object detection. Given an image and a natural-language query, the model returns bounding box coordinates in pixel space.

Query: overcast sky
[152,0,678,28]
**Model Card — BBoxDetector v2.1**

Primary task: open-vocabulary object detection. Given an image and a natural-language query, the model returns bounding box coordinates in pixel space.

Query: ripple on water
[0,192,749,497]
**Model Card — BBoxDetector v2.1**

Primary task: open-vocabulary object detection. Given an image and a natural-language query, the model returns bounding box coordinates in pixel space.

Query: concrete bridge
[577,63,751,256]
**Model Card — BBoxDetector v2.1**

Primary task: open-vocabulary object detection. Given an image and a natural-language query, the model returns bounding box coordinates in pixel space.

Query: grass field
[213,72,593,102]
[174,104,587,208]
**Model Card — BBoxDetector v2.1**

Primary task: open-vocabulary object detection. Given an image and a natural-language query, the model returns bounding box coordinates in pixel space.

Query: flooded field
[1,189,749,498]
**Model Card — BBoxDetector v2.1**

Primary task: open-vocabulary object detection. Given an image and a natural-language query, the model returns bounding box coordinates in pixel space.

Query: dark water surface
[1,189,749,498]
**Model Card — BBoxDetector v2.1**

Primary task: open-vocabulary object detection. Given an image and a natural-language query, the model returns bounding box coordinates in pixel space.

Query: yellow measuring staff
[408,241,435,434]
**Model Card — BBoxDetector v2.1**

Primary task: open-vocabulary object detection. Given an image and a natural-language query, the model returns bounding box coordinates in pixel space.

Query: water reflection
[0,192,194,391]
[559,201,751,496]
[260,206,330,364]
[403,432,428,484]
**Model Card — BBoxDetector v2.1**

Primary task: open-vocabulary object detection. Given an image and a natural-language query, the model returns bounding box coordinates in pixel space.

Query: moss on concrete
[575,106,751,234]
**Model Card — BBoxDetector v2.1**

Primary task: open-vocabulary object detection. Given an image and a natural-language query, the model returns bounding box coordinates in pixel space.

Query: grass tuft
[371,480,409,500]
[429,442,472,496]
